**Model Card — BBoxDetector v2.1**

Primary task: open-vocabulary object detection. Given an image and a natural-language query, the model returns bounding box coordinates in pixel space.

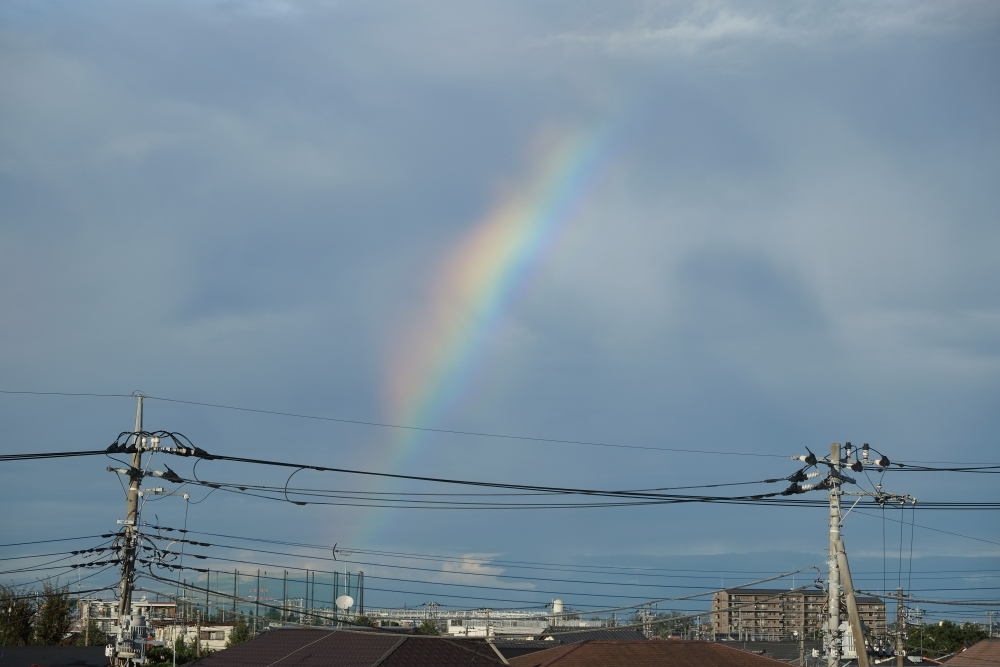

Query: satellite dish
[335,595,354,610]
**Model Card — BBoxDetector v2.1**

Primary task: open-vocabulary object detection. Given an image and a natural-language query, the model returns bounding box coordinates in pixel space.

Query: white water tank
[552,599,564,616]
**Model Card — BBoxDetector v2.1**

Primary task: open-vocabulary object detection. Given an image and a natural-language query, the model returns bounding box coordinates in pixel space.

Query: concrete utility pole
[789,442,911,667]
[836,539,870,667]
[827,443,842,667]
[112,394,147,666]
[896,588,905,667]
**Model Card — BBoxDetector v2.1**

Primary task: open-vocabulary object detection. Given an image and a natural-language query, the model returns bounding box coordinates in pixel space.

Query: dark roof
[538,628,649,643]
[492,640,563,660]
[947,639,1000,666]
[183,628,507,666]
[718,640,823,662]
[0,646,109,667]
[507,639,800,667]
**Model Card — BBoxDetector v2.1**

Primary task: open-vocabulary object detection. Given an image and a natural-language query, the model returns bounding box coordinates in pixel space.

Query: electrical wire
[142,394,792,458]
[140,537,775,591]
[853,510,1000,547]
[0,450,110,462]
[0,534,115,548]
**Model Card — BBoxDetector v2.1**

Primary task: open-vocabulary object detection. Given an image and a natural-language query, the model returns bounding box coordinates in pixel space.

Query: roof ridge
[369,635,408,667]
[536,640,591,667]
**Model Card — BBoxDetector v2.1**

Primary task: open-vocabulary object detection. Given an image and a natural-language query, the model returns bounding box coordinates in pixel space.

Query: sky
[1,0,998,626]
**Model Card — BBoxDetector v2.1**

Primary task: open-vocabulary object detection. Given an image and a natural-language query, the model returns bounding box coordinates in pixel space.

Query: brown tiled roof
[946,639,1000,666]
[0,646,108,667]
[182,627,507,666]
[538,628,649,642]
[508,639,800,667]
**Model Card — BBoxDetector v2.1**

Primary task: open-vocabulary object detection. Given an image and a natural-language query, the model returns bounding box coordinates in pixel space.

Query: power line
[0,450,110,462]
[0,534,115,548]
[141,394,790,458]
[141,535,765,590]
[0,390,132,398]
[853,509,1000,547]
[5,389,999,466]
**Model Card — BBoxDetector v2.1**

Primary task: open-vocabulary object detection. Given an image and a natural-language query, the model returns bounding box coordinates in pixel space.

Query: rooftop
[508,639,803,667]
[182,627,507,667]
[946,639,1000,666]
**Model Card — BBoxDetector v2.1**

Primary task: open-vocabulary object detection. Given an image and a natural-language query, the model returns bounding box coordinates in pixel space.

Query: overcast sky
[1,0,998,622]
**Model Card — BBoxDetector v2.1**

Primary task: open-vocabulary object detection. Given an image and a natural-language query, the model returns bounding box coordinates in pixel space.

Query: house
[508,639,806,667]
[0,646,108,667]
[492,628,648,660]
[536,628,648,643]
[946,639,1000,666]
[181,627,508,666]
[154,619,241,652]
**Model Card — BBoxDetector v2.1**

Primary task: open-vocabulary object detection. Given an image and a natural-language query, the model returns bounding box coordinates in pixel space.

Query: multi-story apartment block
[712,588,885,641]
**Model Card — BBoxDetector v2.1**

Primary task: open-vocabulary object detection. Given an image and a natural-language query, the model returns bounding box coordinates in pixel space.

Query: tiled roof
[947,639,1000,666]
[0,646,109,667]
[537,628,649,643]
[507,639,800,667]
[182,627,507,666]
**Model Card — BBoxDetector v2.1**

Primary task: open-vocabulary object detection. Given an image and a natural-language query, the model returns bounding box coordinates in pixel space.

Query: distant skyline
[1,0,998,628]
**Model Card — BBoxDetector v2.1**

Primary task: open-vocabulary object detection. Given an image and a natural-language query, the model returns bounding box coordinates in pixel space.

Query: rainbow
[357,125,619,543]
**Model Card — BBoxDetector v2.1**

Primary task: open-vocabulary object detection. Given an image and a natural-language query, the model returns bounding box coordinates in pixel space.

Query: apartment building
[711,588,885,640]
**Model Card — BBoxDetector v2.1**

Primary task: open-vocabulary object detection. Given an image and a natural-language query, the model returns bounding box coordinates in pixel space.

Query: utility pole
[827,443,842,667]
[786,442,911,667]
[896,588,905,667]
[112,394,148,667]
[836,539,870,667]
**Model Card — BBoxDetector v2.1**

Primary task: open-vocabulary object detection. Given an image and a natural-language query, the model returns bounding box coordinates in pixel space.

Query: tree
[77,618,108,646]
[34,582,72,645]
[0,584,35,645]
[415,620,442,636]
[906,620,988,657]
[226,619,253,648]
[147,636,200,667]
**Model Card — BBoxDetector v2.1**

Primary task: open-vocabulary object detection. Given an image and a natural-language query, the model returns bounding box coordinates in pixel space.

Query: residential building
[79,596,177,634]
[153,620,240,653]
[711,588,886,640]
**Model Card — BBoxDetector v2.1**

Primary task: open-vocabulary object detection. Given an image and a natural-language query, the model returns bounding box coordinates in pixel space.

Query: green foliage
[264,607,281,621]
[34,582,73,645]
[146,636,214,667]
[415,620,442,636]
[906,620,988,657]
[353,615,377,627]
[0,585,35,645]
[77,619,108,646]
[226,619,253,648]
